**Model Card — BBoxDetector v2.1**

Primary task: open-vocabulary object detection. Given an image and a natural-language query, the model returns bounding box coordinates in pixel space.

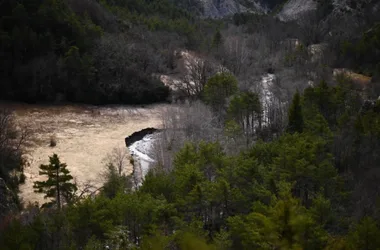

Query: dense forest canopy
[0,0,206,104]
[2,0,380,249]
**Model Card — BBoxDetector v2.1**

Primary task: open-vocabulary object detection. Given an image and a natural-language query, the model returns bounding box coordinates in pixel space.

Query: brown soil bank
[1,102,168,205]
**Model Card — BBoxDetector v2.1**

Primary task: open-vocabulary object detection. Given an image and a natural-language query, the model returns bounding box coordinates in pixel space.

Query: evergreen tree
[204,72,238,114]
[33,154,77,209]
[212,29,223,49]
[287,90,304,133]
[347,217,380,250]
[228,91,262,146]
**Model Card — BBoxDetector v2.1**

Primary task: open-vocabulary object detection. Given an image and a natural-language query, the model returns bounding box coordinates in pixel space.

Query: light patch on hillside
[159,50,226,98]
[261,74,276,119]
[333,68,372,88]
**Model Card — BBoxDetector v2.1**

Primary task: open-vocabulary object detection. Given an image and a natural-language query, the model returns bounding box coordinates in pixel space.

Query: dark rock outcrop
[125,128,160,147]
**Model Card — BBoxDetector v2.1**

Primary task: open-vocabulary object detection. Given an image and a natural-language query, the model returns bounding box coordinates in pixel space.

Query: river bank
[128,131,161,186]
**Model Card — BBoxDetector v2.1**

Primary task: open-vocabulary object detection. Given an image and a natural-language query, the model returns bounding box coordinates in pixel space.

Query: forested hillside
[2,0,380,249]
[2,0,379,104]
[0,0,210,104]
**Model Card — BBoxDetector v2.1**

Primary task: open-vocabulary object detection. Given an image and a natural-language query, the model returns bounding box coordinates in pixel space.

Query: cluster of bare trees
[0,109,28,190]
[148,16,314,165]
[152,101,223,170]
[182,59,215,98]
[0,109,29,223]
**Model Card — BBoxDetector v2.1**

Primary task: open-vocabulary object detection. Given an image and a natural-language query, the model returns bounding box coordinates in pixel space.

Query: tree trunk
[57,167,61,210]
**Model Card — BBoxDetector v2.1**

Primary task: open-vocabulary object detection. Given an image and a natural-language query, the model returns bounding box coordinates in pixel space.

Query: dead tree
[182,59,215,98]
[104,146,129,176]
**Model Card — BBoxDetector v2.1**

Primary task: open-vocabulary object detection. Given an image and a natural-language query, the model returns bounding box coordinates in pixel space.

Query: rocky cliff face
[276,0,380,22]
[199,0,268,18]
[195,0,318,19]
[276,0,317,21]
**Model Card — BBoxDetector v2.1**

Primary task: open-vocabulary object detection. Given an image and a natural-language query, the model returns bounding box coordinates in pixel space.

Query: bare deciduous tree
[0,109,29,188]
[103,146,129,176]
[297,10,324,45]
[223,35,250,77]
[152,101,223,171]
[181,58,215,98]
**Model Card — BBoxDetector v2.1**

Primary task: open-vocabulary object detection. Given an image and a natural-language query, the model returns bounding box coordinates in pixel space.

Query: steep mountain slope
[277,0,317,21]
[198,0,267,18]
[189,0,323,19]
[276,0,380,22]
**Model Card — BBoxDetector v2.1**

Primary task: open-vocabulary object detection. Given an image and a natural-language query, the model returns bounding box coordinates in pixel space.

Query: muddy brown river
[2,102,168,205]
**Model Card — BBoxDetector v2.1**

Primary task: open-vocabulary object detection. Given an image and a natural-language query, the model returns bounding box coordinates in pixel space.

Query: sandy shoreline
[1,102,167,205]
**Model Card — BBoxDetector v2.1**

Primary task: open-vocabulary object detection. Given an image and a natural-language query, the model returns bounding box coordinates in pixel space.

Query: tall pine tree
[33,154,77,209]
[287,90,304,133]
[212,29,223,50]
[228,91,262,147]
